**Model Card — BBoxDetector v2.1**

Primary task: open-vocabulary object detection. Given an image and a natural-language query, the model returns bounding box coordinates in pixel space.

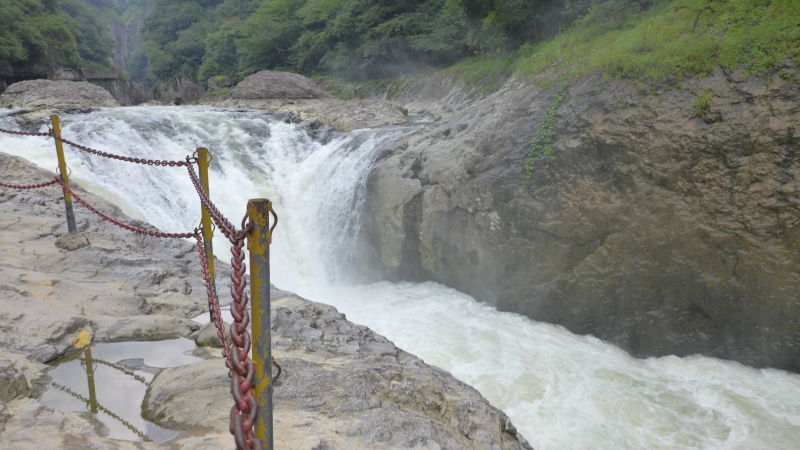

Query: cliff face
[363,66,800,371]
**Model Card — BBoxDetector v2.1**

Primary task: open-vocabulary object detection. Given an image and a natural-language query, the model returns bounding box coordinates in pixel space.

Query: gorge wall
[362,66,800,372]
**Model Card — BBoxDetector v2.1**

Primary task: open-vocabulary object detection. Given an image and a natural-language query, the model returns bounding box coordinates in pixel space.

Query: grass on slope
[514,0,800,83]
[321,0,799,98]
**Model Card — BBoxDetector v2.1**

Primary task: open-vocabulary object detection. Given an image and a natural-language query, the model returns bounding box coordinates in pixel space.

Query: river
[1,106,798,449]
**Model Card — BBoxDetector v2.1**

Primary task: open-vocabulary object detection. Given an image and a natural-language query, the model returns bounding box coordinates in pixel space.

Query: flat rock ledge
[145,296,529,449]
[208,97,408,131]
[0,150,530,449]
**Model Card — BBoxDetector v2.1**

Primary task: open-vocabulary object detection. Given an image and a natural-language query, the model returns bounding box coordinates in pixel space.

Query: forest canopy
[0,0,115,73]
[138,0,654,85]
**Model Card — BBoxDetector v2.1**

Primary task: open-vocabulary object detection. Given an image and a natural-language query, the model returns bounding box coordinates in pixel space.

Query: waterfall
[1,106,798,449]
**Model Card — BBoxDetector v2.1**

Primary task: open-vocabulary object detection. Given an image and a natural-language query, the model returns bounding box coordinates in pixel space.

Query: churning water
[1,106,799,449]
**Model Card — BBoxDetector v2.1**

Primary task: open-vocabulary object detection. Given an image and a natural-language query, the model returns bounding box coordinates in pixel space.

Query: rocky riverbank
[361,66,800,372]
[3,64,796,375]
[206,71,408,131]
[0,151,529,449]
[0,73,409,132]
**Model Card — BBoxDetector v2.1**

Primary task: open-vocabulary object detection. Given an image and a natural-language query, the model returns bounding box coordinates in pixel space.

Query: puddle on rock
[41,338,203,443]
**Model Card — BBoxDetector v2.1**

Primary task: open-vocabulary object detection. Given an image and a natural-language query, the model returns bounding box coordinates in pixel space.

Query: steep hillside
[0,0,153,93]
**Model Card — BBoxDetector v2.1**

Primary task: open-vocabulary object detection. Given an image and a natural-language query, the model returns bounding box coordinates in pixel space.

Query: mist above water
[2,106,799,449]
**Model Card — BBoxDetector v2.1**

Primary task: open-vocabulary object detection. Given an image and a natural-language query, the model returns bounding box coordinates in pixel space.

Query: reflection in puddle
[41,339,203,443]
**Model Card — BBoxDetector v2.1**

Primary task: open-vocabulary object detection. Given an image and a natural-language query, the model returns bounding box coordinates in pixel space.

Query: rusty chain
[1,123,275,450]
[186,156,237,239]
[52,133,189,167]
[50,381,152,441]
[54,178,194,239]
[0,127,51,137]
[194,230,233,365]
[84,357,149,385]
[0,176,60,190]
[0,125,188,166]
[228,220,260,450]
[195,229,282,381]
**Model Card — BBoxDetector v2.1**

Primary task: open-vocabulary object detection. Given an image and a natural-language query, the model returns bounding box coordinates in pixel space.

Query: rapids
[1,106,798,449]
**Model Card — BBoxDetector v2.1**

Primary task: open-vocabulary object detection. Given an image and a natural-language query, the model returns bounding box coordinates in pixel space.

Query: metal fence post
[50,115,77,233]
[197,147,215,280]
[83,347,99,414]
[247,198,273,449]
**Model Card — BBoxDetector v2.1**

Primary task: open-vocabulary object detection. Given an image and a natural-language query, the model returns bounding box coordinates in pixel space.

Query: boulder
[232,71,331,100]
[0,79,120,110]
[54,232,90,251]
[193,321,230,348]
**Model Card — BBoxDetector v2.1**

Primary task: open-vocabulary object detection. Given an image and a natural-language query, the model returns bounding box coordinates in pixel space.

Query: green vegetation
[513,0,800,83]
[0,0,114,73]
[441,54,516,94]
[524,91,568,178]
[694,88,713,117]
[138,0,597,85]
[4,0,795,93]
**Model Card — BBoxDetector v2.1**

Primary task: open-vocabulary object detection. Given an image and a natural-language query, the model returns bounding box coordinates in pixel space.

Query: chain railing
[0,176,60,190]
[0,116,277,450]
[51,381,152,441]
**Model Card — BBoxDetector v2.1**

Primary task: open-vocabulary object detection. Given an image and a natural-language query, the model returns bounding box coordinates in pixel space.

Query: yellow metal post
[83,347,99,414]
[247,198,273,449]
[197,147,215,280]
[50,115,77,233]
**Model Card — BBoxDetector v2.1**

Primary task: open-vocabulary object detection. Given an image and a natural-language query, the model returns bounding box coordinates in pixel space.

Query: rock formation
[0,151,529,448]
[362,66,800,372]
[210,71,408,131]
[1,79,120,111]
[232,70,332,100]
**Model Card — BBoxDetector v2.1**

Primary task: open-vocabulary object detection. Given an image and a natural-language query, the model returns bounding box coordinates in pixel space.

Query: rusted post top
[247,198,274,449]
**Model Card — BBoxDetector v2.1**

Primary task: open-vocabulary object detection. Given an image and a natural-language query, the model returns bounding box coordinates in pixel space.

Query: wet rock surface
[0,151,529,448]
[363,66,800,371]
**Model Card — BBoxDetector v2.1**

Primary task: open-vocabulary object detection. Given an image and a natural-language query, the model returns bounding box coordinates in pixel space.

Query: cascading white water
[2,106,799,449]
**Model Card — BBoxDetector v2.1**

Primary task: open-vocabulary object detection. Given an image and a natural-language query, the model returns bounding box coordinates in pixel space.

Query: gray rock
[54,232,90,250]
[153,77,204,106]
[363,66,800,372]
[208,97,408,131]
[0,398,149,449]
[93,315,199,342]
[144,295,531,449]
[0,360,29,402]
[232,71,331,99]
[193,321,230,348]
[0,79,120,110]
